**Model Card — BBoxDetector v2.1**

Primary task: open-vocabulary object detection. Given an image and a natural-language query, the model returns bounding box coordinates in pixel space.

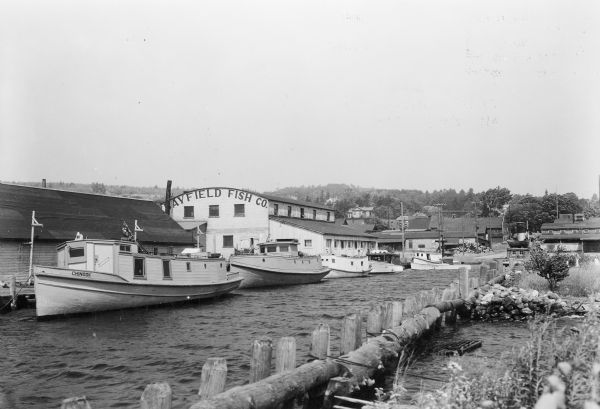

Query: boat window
[279,245,289,252]
[186,262,191,272]
[162,260,171,279]
[234,204,245,217]
[427,254,430,260]
[361,261,364,266]
[134,257,145,278]
[209,205,220,218]
[267,246,277,253]
[351,261,354,266]
[184,206,195,218]
[119,244,131,253]
[69,247,85,258]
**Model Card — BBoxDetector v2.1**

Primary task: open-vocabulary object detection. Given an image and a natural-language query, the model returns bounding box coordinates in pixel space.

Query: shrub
[525,242,571,291]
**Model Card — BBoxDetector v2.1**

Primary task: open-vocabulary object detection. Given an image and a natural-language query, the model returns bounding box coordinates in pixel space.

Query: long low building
[540,214,600,255]
[0,183,196,282]
[166,186,377,258]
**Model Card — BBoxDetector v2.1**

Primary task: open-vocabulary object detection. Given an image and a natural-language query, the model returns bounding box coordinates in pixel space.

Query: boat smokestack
[164,180,172,215]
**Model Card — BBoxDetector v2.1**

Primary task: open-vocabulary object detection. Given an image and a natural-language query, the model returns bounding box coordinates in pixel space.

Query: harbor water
[1,270,531,408]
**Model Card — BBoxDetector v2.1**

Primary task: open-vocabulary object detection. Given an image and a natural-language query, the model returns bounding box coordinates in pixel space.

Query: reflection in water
[2,270,533,408]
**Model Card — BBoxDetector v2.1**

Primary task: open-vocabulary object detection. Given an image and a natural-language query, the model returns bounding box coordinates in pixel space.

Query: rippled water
[1,270,532,408]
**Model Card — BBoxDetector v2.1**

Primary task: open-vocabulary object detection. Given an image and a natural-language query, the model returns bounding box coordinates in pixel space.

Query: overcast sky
[1,0,598,198]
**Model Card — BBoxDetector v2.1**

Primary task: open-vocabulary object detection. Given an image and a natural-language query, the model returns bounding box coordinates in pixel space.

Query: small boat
[229,240,330,289]
[410,251,471,271]
[33,239,242,318]
[368,250,404,274]
[321,254,371,278]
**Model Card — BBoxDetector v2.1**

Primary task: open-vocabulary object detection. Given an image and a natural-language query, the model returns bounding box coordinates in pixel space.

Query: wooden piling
[199,358,227,399]
[488,268,497,282]
[382,301,402,330]
[469,277,479,292]
[478,264,489,285]
[310,323,330,360]
[340,314,361,355]
[275,337,296,373]
[458,267,469,298]
[402,296,418,318]
[61,397,92,409]
[141,382,172,409]
[9,276,16,309]
[366,304,383,336]
[250,338,273,383]
[441,287,457,324]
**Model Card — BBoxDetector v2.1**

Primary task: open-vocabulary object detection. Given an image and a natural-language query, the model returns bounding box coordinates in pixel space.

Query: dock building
[0,183,196,282]
[167,187,377,258]
[540,214,600,256]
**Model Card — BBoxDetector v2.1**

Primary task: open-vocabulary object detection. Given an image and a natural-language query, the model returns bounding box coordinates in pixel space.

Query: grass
[373,310,600,409]
[513,263,600,297]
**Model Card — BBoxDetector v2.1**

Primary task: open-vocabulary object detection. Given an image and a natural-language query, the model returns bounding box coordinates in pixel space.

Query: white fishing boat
[410,251,471,271]
[229,240,330,289]
[321,254,371,278]
[368,250,404,274]
[33,239,242,318]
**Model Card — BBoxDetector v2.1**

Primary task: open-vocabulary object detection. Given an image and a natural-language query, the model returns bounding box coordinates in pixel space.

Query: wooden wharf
[0,275,35,312]
[58,260,508,409]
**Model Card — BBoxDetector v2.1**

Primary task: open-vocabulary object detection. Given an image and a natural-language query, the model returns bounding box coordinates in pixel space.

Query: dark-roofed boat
[229,240,330,288]
[33,239,242,318]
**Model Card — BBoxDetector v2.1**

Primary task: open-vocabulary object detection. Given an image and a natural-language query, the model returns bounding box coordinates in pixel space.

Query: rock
[547,292,559,300]
[522,307,533,315]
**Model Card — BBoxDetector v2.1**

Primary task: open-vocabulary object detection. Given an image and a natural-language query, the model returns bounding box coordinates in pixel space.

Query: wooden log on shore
[340,314,362,355]
[366,304,383,336]
[250,338,273,383]
[310,323,330,360]
[199,358,228,399]
[9,276,16,309]
[61,397,92,409]
[141,382,172,409]
[275,337,296,373]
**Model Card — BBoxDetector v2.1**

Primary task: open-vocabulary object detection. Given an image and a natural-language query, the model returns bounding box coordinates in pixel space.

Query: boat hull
[321,255,371,278]
[229,255,330,289]
[324,269,370,279]
[369,261,404,274]
[410,260,472,271]
[34,267,242,318]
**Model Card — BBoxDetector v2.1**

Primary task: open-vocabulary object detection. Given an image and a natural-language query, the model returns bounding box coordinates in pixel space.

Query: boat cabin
[258,240,299,256]
[414,251,443,263]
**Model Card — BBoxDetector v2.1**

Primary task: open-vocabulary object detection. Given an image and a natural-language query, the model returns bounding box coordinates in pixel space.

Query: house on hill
[0,183,197,282]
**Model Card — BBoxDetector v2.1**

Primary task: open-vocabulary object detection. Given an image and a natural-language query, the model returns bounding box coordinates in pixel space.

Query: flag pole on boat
[28,210,44,283]
[134,220,143,242]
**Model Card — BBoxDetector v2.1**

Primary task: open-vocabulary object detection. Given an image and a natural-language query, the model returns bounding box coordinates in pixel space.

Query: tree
[91,182,106,194]
[525,241,571,291]
[478,186,512,217]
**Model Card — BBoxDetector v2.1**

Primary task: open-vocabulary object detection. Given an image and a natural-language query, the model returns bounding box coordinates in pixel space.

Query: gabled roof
[541,218,600,230]
[0,183,195,244]
[270,216,376,238]
[261,194,333,211]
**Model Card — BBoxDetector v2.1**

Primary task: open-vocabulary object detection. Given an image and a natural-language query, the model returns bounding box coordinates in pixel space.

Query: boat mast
[28,211,43,283]
[400,202,405,259]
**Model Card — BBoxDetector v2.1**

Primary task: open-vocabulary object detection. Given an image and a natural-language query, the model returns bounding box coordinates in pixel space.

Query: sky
[1,0,599,198]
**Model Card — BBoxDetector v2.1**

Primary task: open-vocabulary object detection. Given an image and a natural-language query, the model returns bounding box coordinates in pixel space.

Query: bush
[525,242,571,291]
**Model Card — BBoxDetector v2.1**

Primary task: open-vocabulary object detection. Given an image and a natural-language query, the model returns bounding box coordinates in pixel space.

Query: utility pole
[472,201,480,245]
[400,202,405,259]
[433,203,445,254]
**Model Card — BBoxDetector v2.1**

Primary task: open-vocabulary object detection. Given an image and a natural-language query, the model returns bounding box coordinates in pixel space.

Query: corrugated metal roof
[270,216,376,238]
[0,183,195,244]
[261,194,333,211]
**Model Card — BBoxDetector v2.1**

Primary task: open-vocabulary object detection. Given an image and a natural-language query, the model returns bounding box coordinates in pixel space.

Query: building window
[313,209,317,219]
[184,206,194,218]
[134,257,145,278]
[408,240,413,249]
[186,262,191,272]
[341,241,345,249]
[327,212,331,222]
[287,206,292,217]
[274,203,279,216]
[223,235,234,248]
[305,239,312,247]
[234,204,245,217]
[209,205,220,218]
[162,260,171,279]
[326,239,332,248]
[300,208,305,219]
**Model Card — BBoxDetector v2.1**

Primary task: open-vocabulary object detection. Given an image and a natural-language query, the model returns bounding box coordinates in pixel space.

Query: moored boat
[410,251,471,271]
[321,254,371,278]
[368,250,404,274]
[34,239,242,318]
[229,240,330,289]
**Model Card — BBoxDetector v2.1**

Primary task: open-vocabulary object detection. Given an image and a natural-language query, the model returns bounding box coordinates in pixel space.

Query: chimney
[42,179,46,188]
[164,180,172,215]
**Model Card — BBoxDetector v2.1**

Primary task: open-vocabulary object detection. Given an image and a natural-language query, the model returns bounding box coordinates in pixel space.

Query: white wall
[169,187,270,258]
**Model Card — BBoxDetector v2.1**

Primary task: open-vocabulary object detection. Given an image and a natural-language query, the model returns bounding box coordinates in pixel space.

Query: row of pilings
[62,262,510,409]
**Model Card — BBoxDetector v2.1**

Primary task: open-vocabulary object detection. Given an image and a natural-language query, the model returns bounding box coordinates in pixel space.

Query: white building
[167,187,377,258]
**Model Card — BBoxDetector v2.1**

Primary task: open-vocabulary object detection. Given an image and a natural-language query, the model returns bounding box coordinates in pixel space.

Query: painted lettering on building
[170,188,268,208]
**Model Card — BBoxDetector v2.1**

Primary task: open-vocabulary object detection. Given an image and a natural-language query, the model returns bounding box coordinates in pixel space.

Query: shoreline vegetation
[373,263,600,409]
